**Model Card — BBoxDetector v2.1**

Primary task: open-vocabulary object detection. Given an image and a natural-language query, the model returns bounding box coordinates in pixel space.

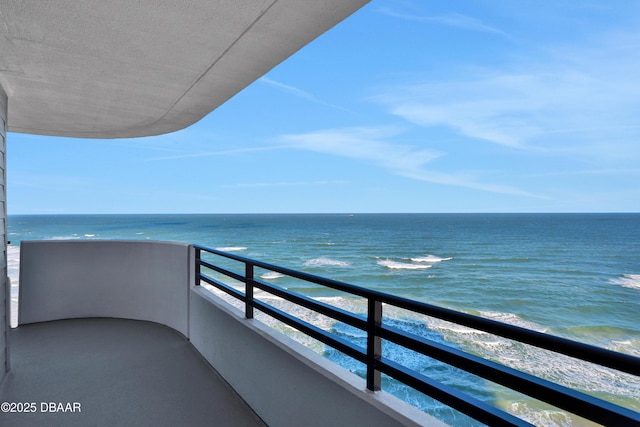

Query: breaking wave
[215,246,247,252]
[411,255,453,263]
[260,271,285,280]
[304,257,351,267]
[610,274,640,290]
[377,259,432,270]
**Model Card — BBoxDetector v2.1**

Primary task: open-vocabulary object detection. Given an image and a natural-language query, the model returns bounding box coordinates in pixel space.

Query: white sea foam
[509,402,574,427]
[317,296,356,304]
[445,314,639,401]
[84,234,96,237]
[7,246,20,327]
[261,271,284,280]
[410,255,452,263]
[610,339,640,356]
[610,274,640,290]
[423,310,549,358]
[304,257,351,267]
[377,259,432,270]
[478,310,549,332]
[316,296,366,315]
[7,245,20,271]
[215,246,247,252]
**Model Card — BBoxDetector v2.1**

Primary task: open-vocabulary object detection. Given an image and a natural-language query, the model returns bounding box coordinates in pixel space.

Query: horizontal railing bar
[251,298,366,364]
[380,325,640,426]
[198,259,246,284]
[379,357,534,427]
[199,273,245,301]
[251,278,368,331]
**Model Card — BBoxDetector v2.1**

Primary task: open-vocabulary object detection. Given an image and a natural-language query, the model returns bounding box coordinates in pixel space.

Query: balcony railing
[194,244,640,427]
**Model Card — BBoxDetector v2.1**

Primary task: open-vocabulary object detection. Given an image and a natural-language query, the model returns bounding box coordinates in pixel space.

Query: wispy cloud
[145,145,285,161]
[10,173,106,191]
[259,77,351,112]
[526,167,640,178]
[374,31,640,163]
[277,126,537,197]
[222,180,347,189]
[279,126,440,172]
[378,8,510,38]
[377,73,556,149]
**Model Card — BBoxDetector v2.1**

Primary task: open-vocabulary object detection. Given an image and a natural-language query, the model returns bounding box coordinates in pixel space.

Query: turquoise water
[7,213,640,425]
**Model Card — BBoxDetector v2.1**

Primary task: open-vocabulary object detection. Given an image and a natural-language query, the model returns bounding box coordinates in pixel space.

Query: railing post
[245,263,254,319]
[194,247,201,286]
[367,298,382,391]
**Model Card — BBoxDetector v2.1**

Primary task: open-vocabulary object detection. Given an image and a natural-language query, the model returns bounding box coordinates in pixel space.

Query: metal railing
[194,244,640,427]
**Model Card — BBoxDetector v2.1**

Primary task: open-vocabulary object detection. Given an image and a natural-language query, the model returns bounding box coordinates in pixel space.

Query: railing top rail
[194,244,640,377]
[194,245,640,426]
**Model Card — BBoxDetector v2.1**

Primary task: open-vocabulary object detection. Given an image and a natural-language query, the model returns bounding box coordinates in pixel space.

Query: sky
[7,0,640,214]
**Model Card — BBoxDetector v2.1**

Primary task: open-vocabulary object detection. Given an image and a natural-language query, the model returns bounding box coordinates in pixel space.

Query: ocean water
[7,213,640,426]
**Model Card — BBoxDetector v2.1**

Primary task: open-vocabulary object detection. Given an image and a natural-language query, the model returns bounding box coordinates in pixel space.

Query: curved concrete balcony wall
[189,288,435,427]
[17,240,438,426]
[18,240,191,336]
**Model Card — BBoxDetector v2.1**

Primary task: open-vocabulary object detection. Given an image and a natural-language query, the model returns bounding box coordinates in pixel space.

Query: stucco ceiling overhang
[0,0,368,138]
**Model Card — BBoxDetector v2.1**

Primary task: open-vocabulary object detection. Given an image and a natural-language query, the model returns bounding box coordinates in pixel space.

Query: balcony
[1,240,639,426]
[1,240,435,427]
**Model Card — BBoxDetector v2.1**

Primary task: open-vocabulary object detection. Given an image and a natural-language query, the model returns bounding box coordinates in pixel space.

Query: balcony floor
[0,318,267,427]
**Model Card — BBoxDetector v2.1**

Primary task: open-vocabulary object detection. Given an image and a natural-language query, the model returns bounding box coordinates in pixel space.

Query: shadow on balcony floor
[0,318,266,427]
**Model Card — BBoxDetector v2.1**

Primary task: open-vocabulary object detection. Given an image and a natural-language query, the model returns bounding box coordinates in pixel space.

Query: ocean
[6,213,640,426]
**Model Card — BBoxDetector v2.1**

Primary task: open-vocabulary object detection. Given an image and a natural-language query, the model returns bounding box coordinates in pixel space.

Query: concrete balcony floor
[0,318,267,427]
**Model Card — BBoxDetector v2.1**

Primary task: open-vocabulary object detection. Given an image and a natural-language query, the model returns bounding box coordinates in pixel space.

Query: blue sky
[8,0,640,214]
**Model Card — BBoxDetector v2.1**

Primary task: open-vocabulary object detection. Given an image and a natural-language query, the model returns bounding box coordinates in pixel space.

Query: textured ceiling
[0,0,368,138]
